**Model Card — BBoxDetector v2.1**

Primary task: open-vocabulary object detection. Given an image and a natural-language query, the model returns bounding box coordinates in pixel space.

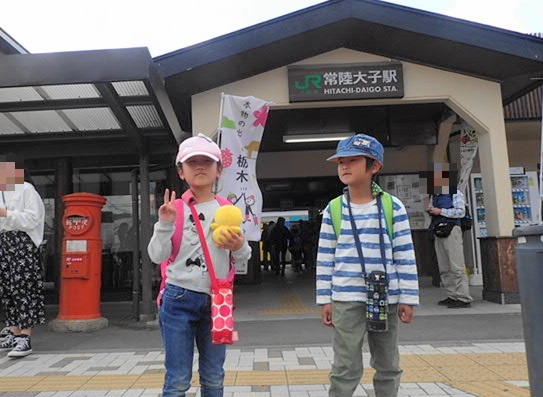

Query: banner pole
[215,92,225,194]
[217,92,225,148]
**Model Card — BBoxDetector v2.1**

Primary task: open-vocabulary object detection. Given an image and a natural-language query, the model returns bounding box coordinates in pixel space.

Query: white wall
[192,47,515,235]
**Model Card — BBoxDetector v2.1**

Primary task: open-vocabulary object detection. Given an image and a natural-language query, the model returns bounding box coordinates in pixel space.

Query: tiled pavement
[0,341,529,397]
[0,273,529,396]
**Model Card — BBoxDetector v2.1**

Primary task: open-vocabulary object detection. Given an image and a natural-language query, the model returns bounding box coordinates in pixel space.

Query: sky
[1,0,542,57]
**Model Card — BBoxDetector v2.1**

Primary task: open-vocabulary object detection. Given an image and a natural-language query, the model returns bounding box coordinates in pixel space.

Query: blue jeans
[160,284,226,397]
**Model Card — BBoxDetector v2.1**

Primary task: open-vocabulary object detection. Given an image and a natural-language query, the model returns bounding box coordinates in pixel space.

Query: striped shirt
[316,194,419,306]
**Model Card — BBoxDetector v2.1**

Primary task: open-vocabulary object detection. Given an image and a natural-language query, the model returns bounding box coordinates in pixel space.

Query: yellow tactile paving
[0,376,44,391]
[82,374,139,389]
[234,370,287,385]
[399,354,431,367]
[469,352,527,366]
[435,365,503,381]
[401,366,448,383]
[285,369,330,384]
[27,375,93,391]
[361,368,375,384]
[0,352,530,396]
[261,292,321,315]
[419,353,480,367]
[487,365,529,380]
[450,380,530,397]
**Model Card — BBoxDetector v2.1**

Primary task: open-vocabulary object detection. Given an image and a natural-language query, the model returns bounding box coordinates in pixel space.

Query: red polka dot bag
[189,202,239,345]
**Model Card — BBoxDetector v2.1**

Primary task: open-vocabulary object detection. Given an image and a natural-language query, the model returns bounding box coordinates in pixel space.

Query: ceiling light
[283,132,352,143]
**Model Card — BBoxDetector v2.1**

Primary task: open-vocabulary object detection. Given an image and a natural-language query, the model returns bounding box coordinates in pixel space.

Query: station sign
[288,61,404,102]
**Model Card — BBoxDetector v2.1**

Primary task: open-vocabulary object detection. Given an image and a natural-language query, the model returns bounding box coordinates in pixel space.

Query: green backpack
[329,192,394,242]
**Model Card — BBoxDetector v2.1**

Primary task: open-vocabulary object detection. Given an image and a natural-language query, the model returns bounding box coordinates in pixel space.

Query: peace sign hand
[159,188,177,223]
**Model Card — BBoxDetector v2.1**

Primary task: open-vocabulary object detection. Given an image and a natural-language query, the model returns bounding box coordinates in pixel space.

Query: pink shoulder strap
[158,191,234,305]
[169,191,231,262]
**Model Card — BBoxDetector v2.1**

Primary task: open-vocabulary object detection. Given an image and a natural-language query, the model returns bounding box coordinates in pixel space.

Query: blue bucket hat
[326,133,384,165]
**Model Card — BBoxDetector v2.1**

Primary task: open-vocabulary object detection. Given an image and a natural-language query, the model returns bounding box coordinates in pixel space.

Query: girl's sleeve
[232,241,252,266]
[147,220,175,264]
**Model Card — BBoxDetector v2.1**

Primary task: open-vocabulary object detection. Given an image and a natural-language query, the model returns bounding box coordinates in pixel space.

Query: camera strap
[346,188,387,275]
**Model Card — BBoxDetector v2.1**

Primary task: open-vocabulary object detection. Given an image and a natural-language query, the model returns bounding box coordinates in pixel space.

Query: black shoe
[447,300,471,309]
[7,335,32,357]
[438,297,457,306]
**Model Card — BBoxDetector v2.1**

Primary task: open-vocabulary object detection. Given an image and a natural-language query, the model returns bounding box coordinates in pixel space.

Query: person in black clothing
[289,224,303,272]
[260,221,274,271]
[270,217,291,276]
[300,220,318,271]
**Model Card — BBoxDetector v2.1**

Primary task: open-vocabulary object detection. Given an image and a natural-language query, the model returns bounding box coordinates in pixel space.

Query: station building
[1,0,542,319]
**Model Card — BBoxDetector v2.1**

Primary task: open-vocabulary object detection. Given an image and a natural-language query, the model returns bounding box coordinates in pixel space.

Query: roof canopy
[0,47,184,161]
[155,0,543,131]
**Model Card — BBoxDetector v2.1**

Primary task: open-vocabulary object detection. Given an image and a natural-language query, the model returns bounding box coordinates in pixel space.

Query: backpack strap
[169,193,231,261]
[329,192,394,242]
[157,198,184,306]
[330,195,343,239]
[157,193,232,306]
[381,192,394,242]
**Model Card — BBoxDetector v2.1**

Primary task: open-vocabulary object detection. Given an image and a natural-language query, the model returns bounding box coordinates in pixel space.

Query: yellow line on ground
[260,292,320,315]
[0,352,529,396]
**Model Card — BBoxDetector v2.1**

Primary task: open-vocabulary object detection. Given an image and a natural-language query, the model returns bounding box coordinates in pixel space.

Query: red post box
[51,193,108,332]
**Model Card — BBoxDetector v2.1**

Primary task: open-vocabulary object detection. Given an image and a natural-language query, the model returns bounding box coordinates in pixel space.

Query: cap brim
[178,151,220,163]
[326,151,379,162]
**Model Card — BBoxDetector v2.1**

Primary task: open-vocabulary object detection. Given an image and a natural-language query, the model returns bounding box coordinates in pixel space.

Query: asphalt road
[29,311,523,353]
[235,312,524,348]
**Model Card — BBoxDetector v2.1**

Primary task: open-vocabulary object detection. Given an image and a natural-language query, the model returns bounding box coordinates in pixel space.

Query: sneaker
[0,333,16,351]
[447,300,471,309]
[438,297,457,306]
[7,335,32,357]
[0,327,11,338]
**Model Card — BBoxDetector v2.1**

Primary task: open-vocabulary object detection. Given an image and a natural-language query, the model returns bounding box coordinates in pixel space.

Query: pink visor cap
[175,134,222,165]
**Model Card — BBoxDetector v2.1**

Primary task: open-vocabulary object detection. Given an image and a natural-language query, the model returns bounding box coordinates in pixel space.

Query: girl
[148,134,251,397]
[0,157,46,358]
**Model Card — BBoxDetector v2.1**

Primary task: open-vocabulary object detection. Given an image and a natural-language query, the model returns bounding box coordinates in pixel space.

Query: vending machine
[470,170,540,278]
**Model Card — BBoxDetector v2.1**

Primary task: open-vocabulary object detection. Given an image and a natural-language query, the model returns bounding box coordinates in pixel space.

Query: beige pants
[329,302,402,397]
[434,225,472,302]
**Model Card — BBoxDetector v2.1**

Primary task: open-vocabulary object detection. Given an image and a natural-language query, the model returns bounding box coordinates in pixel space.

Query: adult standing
[427,163,472,309]
[0,156,46,357]
[270,217,291,276]
[260,221,274,271]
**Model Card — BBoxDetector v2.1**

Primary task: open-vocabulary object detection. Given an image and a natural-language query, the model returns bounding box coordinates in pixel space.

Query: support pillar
[479,236,519,304]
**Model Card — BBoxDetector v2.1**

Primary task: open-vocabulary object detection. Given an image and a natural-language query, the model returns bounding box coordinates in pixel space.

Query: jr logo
[294,74,323,90]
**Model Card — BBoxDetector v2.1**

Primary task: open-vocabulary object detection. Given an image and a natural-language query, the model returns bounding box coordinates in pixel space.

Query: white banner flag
[458,122,479,194]
[216,94,270,241]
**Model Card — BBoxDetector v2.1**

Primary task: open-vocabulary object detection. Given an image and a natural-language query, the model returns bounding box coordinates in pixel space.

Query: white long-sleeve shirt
[0,182,45,248]
[148,199,251,295]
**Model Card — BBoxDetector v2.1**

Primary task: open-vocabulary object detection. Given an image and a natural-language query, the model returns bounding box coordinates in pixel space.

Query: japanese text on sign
[65,216,89,232]
[288,62,404,102]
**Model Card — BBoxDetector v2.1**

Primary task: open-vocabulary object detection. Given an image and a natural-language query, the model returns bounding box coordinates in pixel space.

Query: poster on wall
[378,173,430,230]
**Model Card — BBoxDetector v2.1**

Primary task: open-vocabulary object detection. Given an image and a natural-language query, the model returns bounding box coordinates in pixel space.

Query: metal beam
[138,150,155,321]
[95,83,144,151]
[0,96,153,113]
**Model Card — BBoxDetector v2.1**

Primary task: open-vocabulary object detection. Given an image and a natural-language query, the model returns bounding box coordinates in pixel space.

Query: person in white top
[0,156,45,358]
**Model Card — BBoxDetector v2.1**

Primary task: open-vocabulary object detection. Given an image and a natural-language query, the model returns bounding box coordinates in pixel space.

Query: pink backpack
[157,191,231,306]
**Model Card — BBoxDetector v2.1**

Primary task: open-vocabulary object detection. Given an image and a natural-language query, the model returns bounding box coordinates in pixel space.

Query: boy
[316,133,419,397]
